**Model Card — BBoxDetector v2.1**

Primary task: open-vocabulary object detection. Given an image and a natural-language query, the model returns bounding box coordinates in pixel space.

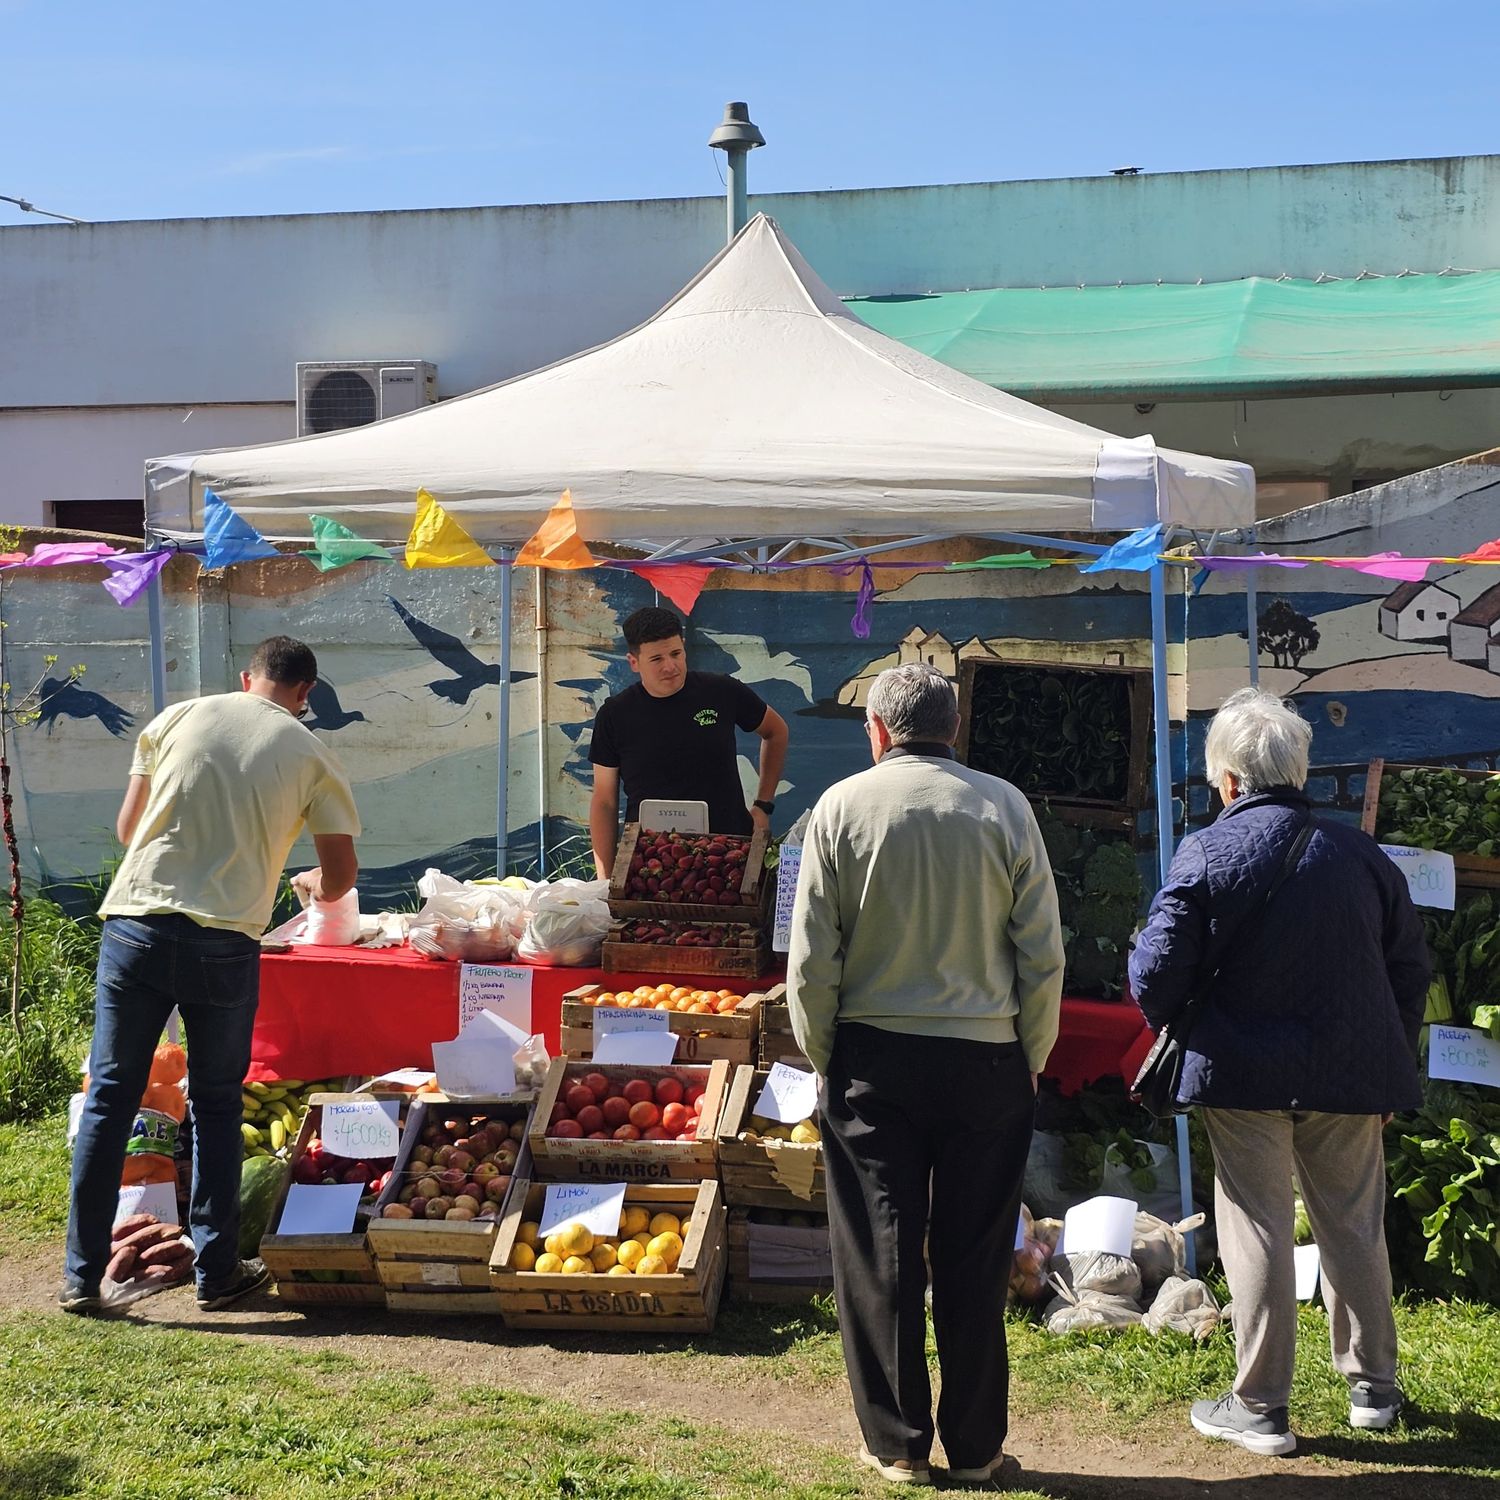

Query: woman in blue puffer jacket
[1130,688,1428,1459]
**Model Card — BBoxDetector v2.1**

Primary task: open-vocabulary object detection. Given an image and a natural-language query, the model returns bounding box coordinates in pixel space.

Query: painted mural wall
[8,452,1499,909]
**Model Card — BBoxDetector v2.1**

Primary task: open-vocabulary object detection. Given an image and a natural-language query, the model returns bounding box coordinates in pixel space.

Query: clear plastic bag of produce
[102,1214,196,1308]
[1023,1130,1102,1219]
[1099,1135,1182,1222]
[511,1033,551,1093]
[1042,1276,1144,1335]
[1131,1211,1206,1297]
[1009,1203,1053,1305]
[408,869,526,962]
[516,879,611,966]
[1144,1275,1221,1341]
[1050,1244,1143,1302]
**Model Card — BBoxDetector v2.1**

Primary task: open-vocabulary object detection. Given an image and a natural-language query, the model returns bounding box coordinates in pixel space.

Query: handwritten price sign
[1428,1024,1497,1089]
[1380,845,1456,911]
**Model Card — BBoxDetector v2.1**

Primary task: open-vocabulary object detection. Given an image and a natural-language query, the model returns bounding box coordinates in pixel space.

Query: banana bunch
[240,1078,325,1159]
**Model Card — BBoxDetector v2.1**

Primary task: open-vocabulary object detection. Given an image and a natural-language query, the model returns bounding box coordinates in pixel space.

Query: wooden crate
[560,983,765,1064]
[489,1178,727,1332]
[756,986,812,1071]
[601,921,770,979]
[1361,758,1500,889]
[727,1208,835,1303]
[260,1092,406,1307]
[956,658,1151,825]
[715,1063,826,1212]
[608,823,771,922]
[366,1095,535,1315]
[527,1057,729,1183]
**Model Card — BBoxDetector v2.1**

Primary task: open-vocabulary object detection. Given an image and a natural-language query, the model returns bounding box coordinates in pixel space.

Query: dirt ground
[1,1246,1485,1498]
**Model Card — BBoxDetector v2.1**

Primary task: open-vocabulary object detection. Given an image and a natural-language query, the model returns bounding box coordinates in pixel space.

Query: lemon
[636,1253,669,1276]
[607,1263,633,1276]
[632,1232,653,1249]
[590,1242,618,1271]
[543,1232,564,1257]
[790,1121,821,1144]
[533,1252,564,1274]
[560,1255,592,1275]
[648,1212,681,1237]
[647,1231,683,1267]
[517,1221,542,1248]
[557,1221,595,1258]
[616,1239,646,1271]
[620,1206,651,1237]
[508,1242,537,1271]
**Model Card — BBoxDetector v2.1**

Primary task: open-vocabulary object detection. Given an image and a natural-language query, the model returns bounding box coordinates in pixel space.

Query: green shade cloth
[947,551,1050,571]
[848,272,1500,401]
[302,514,393,572]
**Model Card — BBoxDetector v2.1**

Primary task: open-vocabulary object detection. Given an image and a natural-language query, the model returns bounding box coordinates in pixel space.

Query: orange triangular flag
[624,563,715,615]
[515,490,598,570]
[405,488,494,569]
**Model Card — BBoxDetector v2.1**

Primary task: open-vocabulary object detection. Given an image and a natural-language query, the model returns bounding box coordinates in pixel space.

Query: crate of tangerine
[561,981,765,1065]
[489,1179,727,1333]
[527,1056,730,1183]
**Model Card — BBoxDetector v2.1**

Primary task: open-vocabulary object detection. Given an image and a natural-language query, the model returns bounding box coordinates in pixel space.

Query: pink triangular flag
[1324,552,1432,582]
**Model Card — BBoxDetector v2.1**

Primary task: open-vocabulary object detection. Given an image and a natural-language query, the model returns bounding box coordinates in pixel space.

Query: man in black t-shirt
[588,607,790,879]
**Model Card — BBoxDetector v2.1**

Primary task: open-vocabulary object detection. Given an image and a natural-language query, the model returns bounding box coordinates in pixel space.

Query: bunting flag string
[1081,524,1169,574]
[99,551,172,606]
[404,488,494,569]
[620,562,714,615]
[515,490,598,570]
[302,514,393,572]
[203,489,280,569]
[946,550,1051,571]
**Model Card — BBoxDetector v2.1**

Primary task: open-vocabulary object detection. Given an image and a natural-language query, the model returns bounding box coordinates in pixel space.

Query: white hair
[867,664,959,745]
[1204,687,1312,793]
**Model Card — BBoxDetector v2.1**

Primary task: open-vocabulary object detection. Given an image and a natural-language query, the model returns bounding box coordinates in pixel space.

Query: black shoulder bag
[1131,812,1315,1120]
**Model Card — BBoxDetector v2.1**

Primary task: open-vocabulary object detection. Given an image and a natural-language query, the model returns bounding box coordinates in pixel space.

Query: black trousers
[820,1022,1034,1468]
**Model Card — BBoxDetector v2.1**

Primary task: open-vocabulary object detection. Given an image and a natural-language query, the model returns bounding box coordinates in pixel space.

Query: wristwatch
[753,799,775,815]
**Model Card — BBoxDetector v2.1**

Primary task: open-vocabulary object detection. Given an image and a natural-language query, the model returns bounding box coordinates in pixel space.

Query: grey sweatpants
[1202,1108,1398,1413]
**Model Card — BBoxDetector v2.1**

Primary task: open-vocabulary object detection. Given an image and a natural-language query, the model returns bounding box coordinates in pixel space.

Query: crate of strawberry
[608,824,771,922]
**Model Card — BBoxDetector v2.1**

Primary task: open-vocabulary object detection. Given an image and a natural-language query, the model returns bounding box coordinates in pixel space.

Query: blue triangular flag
[203,489,280,569]
[1081,523,1168,574]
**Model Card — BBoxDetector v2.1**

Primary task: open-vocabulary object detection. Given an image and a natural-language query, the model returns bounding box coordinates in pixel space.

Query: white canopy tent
[144,214,1253,546]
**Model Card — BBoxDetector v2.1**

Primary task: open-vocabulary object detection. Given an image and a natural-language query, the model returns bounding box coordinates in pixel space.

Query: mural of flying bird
[36,677,135,738]
[303,678,367,731]
[387,596,535,705]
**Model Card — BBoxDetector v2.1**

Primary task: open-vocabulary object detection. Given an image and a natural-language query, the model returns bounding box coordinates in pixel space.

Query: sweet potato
[111,1213,158,1242]
[137,1239,193,1267]
[105,1245,138,1283]
[113,1221,183,1255]
[137,1262,192,1283]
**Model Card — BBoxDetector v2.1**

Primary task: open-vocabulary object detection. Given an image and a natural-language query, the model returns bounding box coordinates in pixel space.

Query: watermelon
[238,1155,289,1256]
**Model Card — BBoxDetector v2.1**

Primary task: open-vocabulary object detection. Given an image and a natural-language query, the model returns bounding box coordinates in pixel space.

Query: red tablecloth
[251,945,1151,1090]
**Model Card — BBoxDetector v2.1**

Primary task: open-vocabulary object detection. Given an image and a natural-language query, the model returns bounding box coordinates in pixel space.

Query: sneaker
[57,1280,103,1315]
[196,1258,270,1311]
[1349,1382,1402,1431]
[857,1446,931,1485]
[947,1449,1023,1486]
[1191,1393,1297,1457]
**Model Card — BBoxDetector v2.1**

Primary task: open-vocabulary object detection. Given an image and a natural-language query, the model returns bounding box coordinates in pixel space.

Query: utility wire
[0,194,88,224]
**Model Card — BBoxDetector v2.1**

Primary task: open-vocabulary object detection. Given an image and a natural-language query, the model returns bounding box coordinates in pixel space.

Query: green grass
[0,1110,72,1256]
[0,1313,974,1500]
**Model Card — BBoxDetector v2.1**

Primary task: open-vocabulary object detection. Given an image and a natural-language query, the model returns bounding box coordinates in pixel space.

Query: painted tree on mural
[1255,597,1321,669]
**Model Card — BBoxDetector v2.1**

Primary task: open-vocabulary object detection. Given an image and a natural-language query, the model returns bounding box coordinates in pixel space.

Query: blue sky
[4,0,1497,224]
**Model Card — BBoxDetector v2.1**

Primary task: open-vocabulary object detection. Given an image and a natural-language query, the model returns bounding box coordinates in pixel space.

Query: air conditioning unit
[295,360,438,436]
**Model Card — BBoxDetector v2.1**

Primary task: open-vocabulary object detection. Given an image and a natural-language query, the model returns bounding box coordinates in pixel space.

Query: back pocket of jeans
[197,950,259,1008]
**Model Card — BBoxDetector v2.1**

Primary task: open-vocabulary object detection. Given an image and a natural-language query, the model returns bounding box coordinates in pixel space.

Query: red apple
[683,1084,707,1109]
[612,1123,641,1142]
[575,1105,605,1135]
[565,1084,597,1115]
[485,1176,510,1203]
[654,1077,684,1107]
[549,1119,583,1139]
[583,1071,610,1101]
[601,1096,632,1128]
[642,1125,671,1141]
[549,1102,572,1125]
[623,1079,654,1105]
[587,1131,611,1140]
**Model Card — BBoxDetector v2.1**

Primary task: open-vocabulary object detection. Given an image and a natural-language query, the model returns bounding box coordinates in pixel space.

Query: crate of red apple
[528,1057,730,1182]
[607,825,770,922]
[366,1094,534,1313]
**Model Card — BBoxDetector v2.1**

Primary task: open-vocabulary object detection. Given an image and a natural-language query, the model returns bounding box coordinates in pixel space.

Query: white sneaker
[1349,1382,1402,1431]
[1191,1393,1297,1457]
[857,1446,931,1485]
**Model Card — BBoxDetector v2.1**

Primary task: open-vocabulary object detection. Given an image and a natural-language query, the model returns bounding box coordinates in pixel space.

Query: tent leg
[496,557,514,877]
[1245,569,1260,687]
[1150,562,1196,1267]
[146,555,168,716]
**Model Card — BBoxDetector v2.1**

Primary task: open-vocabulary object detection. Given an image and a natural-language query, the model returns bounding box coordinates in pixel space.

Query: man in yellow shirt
[63,637,361,1313]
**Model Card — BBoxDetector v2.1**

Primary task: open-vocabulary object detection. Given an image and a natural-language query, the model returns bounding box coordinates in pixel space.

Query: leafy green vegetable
[1038,812,1143,998]
[1377,765,1500,856]
[1423,892,1500,1030]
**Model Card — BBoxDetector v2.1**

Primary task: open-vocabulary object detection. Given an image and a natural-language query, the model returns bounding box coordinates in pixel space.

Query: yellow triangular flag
[515,490,598,570]
[404,489,494,569]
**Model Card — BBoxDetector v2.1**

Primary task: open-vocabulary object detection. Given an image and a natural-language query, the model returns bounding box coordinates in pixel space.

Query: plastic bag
[1144,1275,1221,1341]
[1024,1131,1102,1219]
[1009,1203,1052,1305]
[1100,1138,1181,1222]
[1042,1275,1144,1335]
[516,879,611,966]
[303,888,361,946]
[1131,1211,1207,1297]
[408,869,526,963]
[1050,1246,1142,1302]
[511,1033,551,1093]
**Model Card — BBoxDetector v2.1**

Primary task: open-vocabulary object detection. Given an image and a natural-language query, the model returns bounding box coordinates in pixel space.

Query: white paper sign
[277,1182,363,1236]
[431,1034,516,1097]
[595,1008,671,1036]
[1060,1195,1138,1257]
[639,799,709,833]
[539,1181,628,1239]
[368,1068,436,1090]
[773,844,802,953]
[1294,1243,1321,1301]
[1428,1024,1498,1088]
[115,1181,179,1228]
[594,1030,680,1065]
[1380,845,1456,911]
[754,1062,819,1124]
[458,963,535,1033]
[320,1098,400,1158]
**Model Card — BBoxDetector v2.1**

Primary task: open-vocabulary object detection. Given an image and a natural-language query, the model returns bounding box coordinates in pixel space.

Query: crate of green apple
[258,1093,409,1307]
[366,1095,534,1313]
[608,824,770,922]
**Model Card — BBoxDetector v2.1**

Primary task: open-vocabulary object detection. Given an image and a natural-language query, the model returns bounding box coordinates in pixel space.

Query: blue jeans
[66,914,260,1291]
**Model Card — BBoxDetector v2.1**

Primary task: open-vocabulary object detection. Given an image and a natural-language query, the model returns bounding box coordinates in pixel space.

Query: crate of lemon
[489,1181,727,1332]
[715,1064,826,1213]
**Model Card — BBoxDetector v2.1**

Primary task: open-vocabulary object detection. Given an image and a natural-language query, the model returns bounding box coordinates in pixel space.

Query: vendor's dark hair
[248,636,318,685]
[623,607,684,651]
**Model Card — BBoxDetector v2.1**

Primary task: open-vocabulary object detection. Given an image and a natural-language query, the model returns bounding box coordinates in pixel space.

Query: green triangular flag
[946,550,1050,571]
[301,515,393,572]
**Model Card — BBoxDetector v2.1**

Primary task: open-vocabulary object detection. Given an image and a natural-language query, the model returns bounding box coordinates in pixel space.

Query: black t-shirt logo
[694,708,719,727]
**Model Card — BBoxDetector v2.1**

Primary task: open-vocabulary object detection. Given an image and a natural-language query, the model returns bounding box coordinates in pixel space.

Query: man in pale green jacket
[787,663,1063,1488]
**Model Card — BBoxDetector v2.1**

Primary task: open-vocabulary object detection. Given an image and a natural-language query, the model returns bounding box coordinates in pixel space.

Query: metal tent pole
[146,541,168,716]
[1150,560,1196,1268]
[1245,569,1260,687]
[496,554,514,876]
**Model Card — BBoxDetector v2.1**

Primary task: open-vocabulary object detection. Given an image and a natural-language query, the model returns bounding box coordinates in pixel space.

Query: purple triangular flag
[100,551,171,606]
